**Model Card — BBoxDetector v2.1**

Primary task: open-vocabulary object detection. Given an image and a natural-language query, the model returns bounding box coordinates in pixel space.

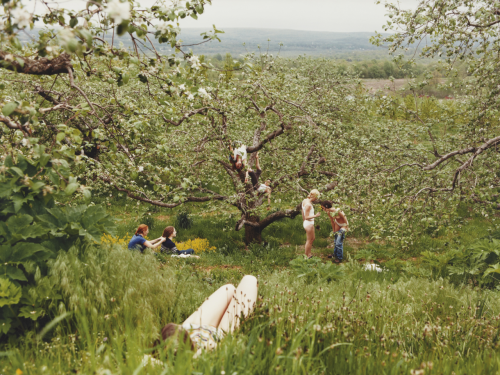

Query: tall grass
[3,240,500,374]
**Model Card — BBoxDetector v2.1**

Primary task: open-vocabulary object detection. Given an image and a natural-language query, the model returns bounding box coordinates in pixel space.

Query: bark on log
[0,51,72,75]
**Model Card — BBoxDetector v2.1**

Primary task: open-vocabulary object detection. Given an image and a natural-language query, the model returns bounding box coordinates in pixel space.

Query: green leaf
[6,214,33,231]
[2,102,18,116]
[83,189,91,201]
[0,317,12,335]
[9,167,24,177]
[69,17,78,28]
[18,305,44,320]
[117,20,129,36]
[81,205,108,228]
[64,182,79,196]
[190,12,198,20]
[0,265,27,282]
[0,243,49,263]
[0,278,22,308]
[56,132,66,142]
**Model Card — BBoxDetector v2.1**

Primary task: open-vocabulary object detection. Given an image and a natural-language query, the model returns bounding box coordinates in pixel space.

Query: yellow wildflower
[176,238,216,253]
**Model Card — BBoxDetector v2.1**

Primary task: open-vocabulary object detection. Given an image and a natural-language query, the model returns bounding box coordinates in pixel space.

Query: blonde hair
[308,189,321,200]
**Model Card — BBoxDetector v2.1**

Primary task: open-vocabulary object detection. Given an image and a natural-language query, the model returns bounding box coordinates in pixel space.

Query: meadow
[2,194,500,375]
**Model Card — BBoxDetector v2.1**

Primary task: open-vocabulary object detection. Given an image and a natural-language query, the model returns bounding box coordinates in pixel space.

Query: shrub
[176,211,193,229]
[140,214,157,230]
[0,152,115,339]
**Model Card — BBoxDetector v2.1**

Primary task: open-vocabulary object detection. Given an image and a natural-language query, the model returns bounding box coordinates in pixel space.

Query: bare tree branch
[0,115,30,136]
[162,107,225,126]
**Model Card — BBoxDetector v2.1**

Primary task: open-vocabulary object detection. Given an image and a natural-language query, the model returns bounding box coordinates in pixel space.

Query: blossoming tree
[0,0,364,244]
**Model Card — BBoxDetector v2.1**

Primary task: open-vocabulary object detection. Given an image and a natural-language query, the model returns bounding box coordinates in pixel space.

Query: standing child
[321,202,349,263]
[301,189,321,258]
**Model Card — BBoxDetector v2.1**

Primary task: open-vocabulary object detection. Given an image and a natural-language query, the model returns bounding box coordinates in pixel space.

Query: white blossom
[179,84,186,91]
[138,166,144,172]
[188,55,201,70]
[11,7,31,29]
[198,87,210,99]
[105,0,131,24]
[156,22,169,33]
[187,93,194,101]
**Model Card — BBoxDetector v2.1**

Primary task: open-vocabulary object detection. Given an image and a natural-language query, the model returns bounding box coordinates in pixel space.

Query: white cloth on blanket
[171,254,192,258]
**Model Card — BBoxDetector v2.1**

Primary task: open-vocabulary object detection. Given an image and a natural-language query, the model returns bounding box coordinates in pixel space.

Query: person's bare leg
[183,284,236,328]
[218,275,258,333]
[304,225,315,257]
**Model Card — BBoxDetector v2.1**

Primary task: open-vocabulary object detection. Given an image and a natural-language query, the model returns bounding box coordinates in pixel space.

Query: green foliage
[389,237,500,288]
[0,151,115,339]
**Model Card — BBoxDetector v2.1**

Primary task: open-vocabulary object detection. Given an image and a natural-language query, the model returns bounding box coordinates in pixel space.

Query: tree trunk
[244,215,262,244]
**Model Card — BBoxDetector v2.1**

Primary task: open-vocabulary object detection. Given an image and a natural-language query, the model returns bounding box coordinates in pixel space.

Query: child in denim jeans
[321,202,349,263]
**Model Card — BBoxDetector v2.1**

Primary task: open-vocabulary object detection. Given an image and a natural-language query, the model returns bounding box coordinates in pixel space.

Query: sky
[36,0,419,33]
[176,0,417,32]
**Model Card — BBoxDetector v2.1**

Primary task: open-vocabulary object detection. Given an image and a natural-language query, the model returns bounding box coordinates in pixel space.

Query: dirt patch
[198,265,243,273]
[362,78,446,94]
[155,215,172,222]
[362,79,410,94]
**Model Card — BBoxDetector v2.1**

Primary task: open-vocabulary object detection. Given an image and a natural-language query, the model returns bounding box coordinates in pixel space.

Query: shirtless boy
[321,202,349,263]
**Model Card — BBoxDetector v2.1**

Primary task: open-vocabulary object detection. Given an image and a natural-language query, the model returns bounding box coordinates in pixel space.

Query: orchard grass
[2,240,500,374]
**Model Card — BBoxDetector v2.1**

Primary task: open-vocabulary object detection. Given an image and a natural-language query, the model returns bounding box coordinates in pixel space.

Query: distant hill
[176,28,387,57]
[21,28,389,58]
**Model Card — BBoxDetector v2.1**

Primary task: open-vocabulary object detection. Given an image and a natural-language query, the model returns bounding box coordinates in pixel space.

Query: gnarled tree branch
[0,51,72,75]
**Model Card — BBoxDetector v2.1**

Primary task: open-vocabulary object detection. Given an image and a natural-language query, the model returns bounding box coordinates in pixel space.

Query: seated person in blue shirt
[128,224,166,252]
[161,226,195,255]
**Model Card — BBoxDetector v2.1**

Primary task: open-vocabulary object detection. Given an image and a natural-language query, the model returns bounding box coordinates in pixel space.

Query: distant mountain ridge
[178,28,387,56]
[21,27,389,57]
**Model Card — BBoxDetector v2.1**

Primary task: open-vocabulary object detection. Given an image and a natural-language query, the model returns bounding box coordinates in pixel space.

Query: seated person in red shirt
[161,226,195,255]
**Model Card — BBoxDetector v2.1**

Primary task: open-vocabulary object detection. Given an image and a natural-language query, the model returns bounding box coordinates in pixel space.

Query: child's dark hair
[160,323,195,351]
[320,201,332,209]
